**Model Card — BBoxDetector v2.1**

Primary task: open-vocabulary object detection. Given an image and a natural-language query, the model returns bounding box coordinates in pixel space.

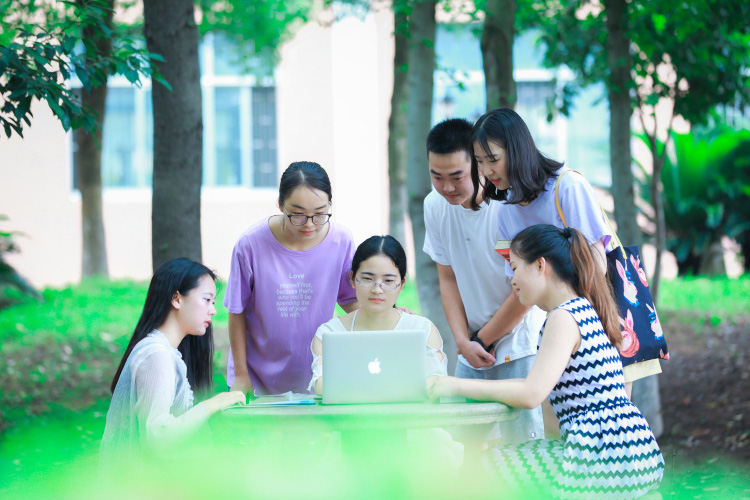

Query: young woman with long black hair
[100,258,244,464]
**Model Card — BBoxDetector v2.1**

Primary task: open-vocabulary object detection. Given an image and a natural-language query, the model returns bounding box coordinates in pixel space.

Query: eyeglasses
[355,278,401,291]
[283,207,332,226]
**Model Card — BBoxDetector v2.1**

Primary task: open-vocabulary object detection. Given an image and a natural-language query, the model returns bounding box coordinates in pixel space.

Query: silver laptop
[322,330,428,404]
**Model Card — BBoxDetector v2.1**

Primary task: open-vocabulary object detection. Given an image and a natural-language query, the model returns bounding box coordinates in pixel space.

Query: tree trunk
[481,0,516,110]
[739,231,750,273]
[75,0,113,278]
[642,115,674,304]
[405,0,456,375]
[698,237,727,276]
[387,5,409,244]
[605,0,662,438]
[604,0,640,246]
[632,375,663,438]
[649,148,667,303]
[144,0,203,269]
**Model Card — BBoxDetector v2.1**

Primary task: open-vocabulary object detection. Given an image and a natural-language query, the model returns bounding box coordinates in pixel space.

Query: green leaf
[645,93,660,106]
[45,96,64,119]
[652,14,667,34]
[122,67,139,84]
[152,74,172,91]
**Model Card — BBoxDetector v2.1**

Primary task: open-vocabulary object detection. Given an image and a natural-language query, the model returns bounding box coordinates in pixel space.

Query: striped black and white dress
[485,297,664,499]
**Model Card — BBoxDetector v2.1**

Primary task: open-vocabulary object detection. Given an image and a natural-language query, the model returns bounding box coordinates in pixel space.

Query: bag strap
[553,168,626,259]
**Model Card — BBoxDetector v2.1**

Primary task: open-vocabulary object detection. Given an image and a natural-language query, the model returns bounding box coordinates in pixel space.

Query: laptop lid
[322,330,428,404]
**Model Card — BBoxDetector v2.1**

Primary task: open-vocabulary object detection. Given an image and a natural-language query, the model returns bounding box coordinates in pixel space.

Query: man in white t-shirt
[423,118,545,444]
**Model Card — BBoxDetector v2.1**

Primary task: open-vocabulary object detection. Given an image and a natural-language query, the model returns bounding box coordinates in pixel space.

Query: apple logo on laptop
[368,358,381,374]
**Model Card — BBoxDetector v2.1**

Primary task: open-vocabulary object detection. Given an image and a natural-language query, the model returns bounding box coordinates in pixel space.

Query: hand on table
[428,376,461,400]
[204,391,247,414]
[229,373,254,396]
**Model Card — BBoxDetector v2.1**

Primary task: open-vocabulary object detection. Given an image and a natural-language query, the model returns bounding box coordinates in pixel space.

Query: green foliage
[0,277,239,345]
[527,0,610,116]
[0,278,148,344]
[635,126,750,274]
[0,0,164,138]
[631,1,750,125]
[658,275,750,315]
[197,0,312,76]
[531,0,750,125]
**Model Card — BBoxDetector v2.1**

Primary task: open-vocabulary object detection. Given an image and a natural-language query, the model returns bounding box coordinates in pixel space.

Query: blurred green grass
[657,275,750,315]
[1,275,743,346]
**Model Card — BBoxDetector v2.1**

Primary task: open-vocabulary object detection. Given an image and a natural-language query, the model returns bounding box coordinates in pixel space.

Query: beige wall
[1,11,394,289]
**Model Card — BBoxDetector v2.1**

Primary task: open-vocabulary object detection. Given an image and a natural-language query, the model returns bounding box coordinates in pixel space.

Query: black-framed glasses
[355,278,401,291]
[283,207,332,226]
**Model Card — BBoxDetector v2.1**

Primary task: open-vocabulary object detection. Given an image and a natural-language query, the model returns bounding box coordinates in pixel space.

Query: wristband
[470,332,491,353]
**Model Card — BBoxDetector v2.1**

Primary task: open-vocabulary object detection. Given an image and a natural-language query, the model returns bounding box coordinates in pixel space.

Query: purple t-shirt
[224,218,357,394]
[498,168,614,276]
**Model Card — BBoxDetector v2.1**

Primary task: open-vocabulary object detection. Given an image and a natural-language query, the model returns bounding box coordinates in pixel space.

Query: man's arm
[475,290,531,348]
[228,312,254,395]
[436,263,495,368]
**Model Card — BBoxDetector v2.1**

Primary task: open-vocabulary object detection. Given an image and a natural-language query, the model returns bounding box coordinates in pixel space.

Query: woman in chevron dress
[430,224,664,499]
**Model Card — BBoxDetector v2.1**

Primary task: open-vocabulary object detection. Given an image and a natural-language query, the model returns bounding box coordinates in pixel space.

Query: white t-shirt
[423,190,545,369]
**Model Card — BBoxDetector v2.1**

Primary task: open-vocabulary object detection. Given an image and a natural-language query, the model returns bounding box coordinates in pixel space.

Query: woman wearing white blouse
[100,258,244,466]
[309,235,447,395]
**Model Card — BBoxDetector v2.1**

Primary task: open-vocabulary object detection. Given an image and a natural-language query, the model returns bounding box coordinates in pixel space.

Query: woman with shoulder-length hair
[469,108,660,395]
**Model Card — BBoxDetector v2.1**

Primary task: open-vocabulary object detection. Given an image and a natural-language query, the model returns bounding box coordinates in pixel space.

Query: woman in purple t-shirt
[467,107,658,399]
[224,162,359,396]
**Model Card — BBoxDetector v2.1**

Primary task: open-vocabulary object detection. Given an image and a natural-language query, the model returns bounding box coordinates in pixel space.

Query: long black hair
[110,258,217,395]
[351,235,407,281]
[470,108,563,210]
[510,224,621,347]
[278,161,333,206]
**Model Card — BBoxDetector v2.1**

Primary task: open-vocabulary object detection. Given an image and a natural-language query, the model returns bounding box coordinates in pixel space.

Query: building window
[252,87,278,188]
[102,87,137,187]
[208,86,243,186]
[72,35,278,190]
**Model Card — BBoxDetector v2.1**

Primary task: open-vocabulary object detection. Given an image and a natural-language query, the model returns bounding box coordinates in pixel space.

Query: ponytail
[511,225,622,347]
[566,229,622,347]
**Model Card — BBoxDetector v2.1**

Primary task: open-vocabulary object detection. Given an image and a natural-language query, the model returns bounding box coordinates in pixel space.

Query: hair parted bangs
[469,108,564,211]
